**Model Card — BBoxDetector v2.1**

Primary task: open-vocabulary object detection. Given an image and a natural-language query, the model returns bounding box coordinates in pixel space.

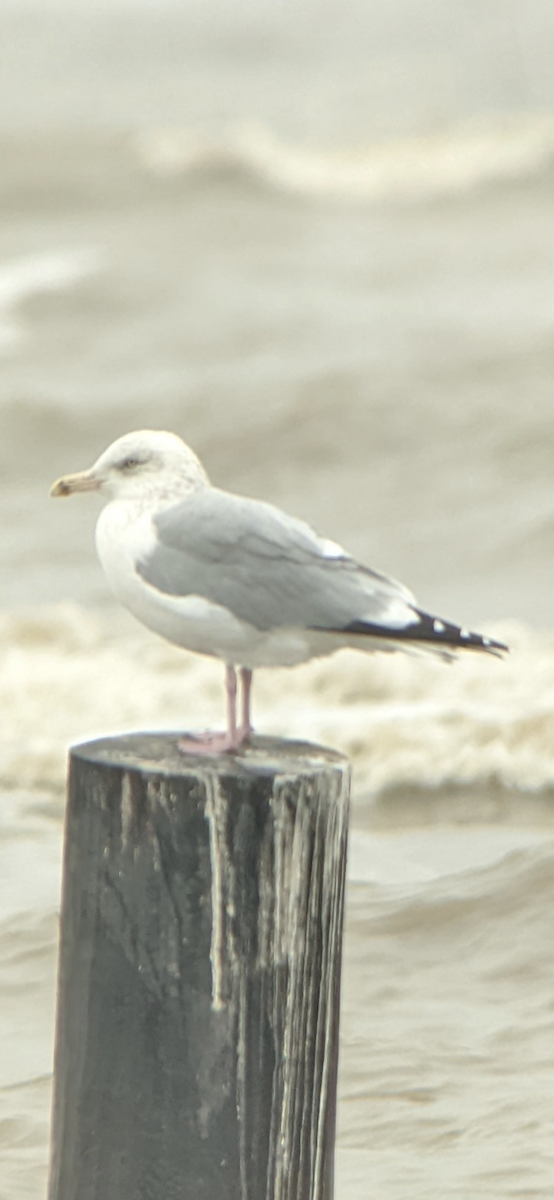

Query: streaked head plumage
[51,429,209,504]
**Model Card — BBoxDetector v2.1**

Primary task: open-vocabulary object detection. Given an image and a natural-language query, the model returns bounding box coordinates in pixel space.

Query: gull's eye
[120,457,141,471]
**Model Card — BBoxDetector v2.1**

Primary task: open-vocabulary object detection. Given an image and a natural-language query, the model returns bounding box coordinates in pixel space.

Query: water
[2,2,554,1196]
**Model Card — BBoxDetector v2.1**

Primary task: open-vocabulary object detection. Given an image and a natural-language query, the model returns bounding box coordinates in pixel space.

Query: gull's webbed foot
[177,727,251,756]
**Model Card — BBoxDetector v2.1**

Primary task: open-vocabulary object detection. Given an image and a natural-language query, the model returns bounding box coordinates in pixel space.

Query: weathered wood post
[47,732,350,1200]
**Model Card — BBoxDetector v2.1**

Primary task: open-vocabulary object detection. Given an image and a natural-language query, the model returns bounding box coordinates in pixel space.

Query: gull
[51,430,507,755]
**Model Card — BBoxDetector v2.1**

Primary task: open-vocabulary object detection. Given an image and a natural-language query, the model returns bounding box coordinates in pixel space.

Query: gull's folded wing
[137,489,507,655]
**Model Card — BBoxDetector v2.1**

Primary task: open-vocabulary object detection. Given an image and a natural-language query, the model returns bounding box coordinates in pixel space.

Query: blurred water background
[2,1,554,1197]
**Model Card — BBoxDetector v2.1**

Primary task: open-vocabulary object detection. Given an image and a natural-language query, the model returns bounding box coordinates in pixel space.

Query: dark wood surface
[47,733,351,1200]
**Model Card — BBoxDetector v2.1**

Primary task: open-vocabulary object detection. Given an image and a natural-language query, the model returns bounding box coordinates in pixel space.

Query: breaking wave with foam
[0,249,101,353]
[134,113,554,202]
[1,604,551,803]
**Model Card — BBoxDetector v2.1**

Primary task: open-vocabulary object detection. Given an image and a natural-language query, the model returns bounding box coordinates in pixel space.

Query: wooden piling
[47,732,351,1200]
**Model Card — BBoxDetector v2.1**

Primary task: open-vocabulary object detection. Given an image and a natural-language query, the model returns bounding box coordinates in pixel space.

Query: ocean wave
[0,248,101,353]
[133,114,554,202]
[0,605,553,802]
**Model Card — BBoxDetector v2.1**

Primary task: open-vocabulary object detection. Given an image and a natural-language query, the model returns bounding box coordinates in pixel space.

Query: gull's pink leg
[178,663,250,756]
[226,661,238,743]
[238,667,253,739]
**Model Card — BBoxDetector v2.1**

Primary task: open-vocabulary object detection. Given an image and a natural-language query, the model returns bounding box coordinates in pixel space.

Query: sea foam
[0,249,101,352]
[0,604,551,801]
[134,114,554,203]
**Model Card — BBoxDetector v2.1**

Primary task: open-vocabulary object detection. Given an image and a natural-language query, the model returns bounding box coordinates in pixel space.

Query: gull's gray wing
[137,487,418,635]
[137,488,507,653]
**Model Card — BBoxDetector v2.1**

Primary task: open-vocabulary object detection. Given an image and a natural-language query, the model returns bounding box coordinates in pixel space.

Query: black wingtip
[340,610,509,655]
[411,610,509,656]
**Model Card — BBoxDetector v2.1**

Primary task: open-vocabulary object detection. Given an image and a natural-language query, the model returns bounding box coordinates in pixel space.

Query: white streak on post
[203,772,227,1011]
[274,775,308,1194]
[120,773,133,849]
[146,780,162,874]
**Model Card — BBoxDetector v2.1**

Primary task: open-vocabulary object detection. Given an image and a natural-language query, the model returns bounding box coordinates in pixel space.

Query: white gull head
[50,429,209,506]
